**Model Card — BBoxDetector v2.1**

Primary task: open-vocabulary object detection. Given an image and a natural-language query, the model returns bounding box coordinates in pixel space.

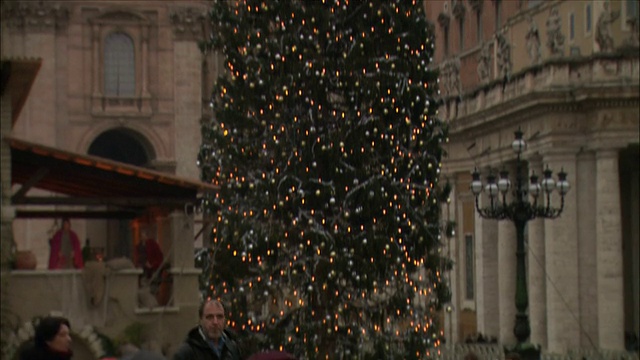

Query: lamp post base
[504,342,541,360]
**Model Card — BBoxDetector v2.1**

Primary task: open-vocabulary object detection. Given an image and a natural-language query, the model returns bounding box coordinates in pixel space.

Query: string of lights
[198,1,450,358]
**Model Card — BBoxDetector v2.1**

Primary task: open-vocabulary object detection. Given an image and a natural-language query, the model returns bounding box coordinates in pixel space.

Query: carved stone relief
[467,0,483,13]
[477,42,492,83]
[438,12,451,30]
[496,31,511,80]
[452,1,466,20]
[0,1,69,31]
[525,15,542,66]
[595,1,620,53]
[623,18,639,48]
[170,7,206,41]
[596,109,640,130]
[440,58,462,98]
[546,6,564,57]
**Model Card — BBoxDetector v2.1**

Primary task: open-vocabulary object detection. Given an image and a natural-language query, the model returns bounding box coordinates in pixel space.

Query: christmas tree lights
[198,1,450,358]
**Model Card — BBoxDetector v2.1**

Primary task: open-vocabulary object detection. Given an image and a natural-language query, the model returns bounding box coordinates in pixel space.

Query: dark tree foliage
[198,1,450,358]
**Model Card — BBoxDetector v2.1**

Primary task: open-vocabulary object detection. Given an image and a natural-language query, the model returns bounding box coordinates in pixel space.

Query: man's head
[199,299,226,341]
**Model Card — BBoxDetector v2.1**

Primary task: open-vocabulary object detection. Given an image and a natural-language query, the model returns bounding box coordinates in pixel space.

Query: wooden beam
[11,166,49,201]
[15,210,138,219]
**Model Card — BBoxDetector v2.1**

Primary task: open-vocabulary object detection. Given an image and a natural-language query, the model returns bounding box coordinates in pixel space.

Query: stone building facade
[424,0,639,356]
[1,0,220,267]
[1,1,220,356]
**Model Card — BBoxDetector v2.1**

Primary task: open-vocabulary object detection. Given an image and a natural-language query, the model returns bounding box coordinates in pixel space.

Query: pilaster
[452,171,479,342]
[543,152,580,353]
[91,23,102,101]
[168,211,194,269]
[0,1,70,33]
[8,28,58,145]
[594,149,624,350]
[167,210,200,307]
[0,2,67,145]
[172,39,202,180]
[170,7,206,180]
[169,7,206,42]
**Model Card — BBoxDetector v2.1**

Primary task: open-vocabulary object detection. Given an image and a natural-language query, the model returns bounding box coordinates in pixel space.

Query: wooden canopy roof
[8,137,218,218]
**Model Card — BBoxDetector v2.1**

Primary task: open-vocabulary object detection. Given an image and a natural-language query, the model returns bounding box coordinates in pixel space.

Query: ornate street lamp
[470,129,570,356]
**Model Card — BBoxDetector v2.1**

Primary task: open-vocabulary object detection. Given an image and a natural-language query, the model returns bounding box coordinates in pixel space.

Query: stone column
[167,211,201,307]
[475,184,500,338]
[544,152,580,353]
[576,150,598,348]
[594,149,624,349]
[527,156,547,348]
[168,211,194,269]
[140,25,151,114]
[90,23,103,113]
[620,149,640,345]
[141,25,150,97]
[497,218,517,343]
[170,7,206,180]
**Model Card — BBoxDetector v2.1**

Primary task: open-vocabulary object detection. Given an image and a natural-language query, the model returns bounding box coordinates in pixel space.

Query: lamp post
[470,129,570,356]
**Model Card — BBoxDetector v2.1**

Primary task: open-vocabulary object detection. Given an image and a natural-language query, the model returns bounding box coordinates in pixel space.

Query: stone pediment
[89,8,150,25]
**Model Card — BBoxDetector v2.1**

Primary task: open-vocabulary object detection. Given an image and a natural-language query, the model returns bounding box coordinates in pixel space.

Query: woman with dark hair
[19,316,74,360]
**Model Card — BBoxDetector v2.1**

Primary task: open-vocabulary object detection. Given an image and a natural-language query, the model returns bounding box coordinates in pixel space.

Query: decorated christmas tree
[198,1,450,358]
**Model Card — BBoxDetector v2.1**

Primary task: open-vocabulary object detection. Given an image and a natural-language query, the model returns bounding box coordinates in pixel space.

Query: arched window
[476,9,483,43]
[104,32,135,96]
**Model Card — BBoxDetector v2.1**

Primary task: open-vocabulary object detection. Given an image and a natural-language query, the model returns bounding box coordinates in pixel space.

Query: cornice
[437,12,450,29]
[448,90,639,135]
[439,54,639,134]
[87,7,152,26]
[1,1,70,32]
[441,51,640,103]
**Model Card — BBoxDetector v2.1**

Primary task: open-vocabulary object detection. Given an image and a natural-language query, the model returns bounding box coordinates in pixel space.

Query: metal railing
[433,344,639,360]
[541,349,639,360]
[433,344,504,360]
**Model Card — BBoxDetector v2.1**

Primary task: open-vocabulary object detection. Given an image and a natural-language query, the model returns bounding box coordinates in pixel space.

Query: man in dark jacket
[173,299,242,360]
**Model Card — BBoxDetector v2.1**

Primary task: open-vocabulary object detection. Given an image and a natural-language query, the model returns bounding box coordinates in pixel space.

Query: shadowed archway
[88,128,154,167]
[86,128,156,259]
